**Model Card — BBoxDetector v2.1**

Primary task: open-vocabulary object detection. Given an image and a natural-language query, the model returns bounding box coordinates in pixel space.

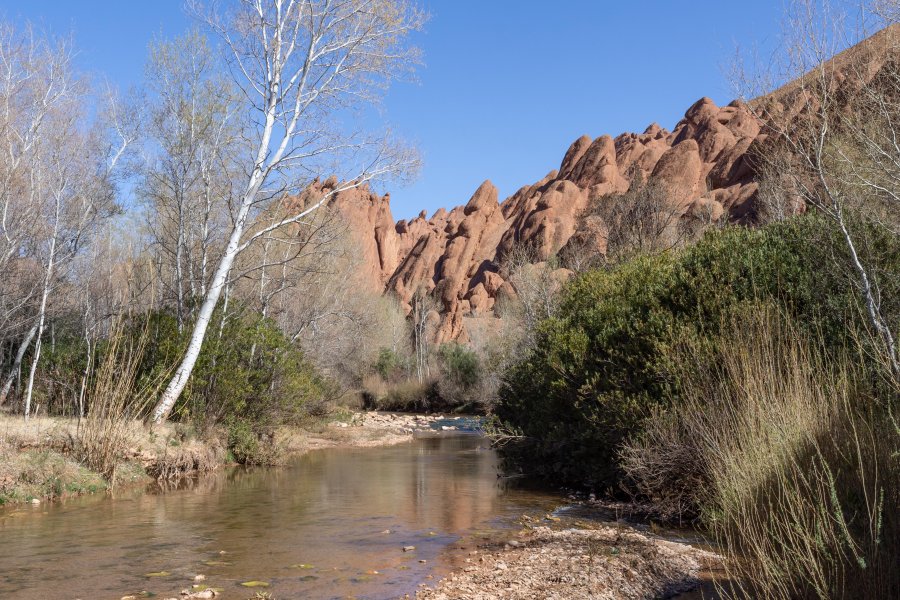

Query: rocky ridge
[321,25,898,342]
[323,94,763,342]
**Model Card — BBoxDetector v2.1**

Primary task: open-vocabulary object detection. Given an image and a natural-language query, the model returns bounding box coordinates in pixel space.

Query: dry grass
[76,321,158,483]
[361,374,435,412]
[623,306,899,599]
[0,413,222,503]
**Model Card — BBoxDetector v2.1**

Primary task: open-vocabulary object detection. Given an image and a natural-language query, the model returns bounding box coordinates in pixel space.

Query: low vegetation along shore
[2,412,725,600]
[0,2,898,599]
[0,411,463,506]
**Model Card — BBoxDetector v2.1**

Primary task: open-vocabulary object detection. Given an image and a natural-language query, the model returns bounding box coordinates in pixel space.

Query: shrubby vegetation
[0,1,423,473]
[496,214,897,487]
[494,209,900,597]
[361,341,490,413]
[624,307,899,597]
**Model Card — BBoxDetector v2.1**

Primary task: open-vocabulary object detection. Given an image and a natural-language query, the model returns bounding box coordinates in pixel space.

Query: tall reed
[623,306,899,598]
[76,320,157,484]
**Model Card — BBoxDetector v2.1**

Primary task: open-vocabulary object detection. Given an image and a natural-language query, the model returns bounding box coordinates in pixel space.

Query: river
[0,433,562,599]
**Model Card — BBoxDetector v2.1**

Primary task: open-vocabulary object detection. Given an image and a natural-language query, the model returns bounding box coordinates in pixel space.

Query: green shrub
[124,305,331,465]
[133,304,333,434]
[434,342,484,410]
[495,213,900,490]
[374,347,407,381]
[496,253,686,488]
[438,343,481,388]
[226,419,281,465]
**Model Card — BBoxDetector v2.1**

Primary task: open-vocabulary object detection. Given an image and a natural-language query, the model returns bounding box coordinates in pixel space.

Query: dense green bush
[438,343,480,386]
[495,213,900,490]
[433,342,483,411]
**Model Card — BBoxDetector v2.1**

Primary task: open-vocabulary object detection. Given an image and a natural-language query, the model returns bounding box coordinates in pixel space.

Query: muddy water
[0,434,560,599]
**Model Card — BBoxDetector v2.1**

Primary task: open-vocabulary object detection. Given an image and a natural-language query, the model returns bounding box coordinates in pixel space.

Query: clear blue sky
[0,1,790,220]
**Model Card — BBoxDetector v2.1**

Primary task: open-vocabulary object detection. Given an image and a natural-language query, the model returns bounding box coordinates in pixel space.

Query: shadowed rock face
[325,25,899,342]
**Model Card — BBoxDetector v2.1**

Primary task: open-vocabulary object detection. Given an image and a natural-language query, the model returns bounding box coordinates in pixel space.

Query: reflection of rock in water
[0,434,560,600]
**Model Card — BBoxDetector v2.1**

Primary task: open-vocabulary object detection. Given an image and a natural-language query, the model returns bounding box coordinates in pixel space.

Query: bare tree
[149,0,422,422]
[498,242,566,342]
[736,0,900,376]
[410,285,437,382]
[240,204,408,387]
[0,24,135,414]
[142,30,239,331]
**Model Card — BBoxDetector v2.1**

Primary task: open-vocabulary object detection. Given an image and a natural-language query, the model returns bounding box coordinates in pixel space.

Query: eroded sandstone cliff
[323,24,899,342]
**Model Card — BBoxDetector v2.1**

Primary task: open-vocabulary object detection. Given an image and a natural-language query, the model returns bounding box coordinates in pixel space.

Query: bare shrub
[76,322,160,483]
[593,176,692,264]
[377,379,433,412]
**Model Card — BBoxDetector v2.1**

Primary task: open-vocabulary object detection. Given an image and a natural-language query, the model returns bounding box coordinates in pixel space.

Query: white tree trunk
[0,324,37,404]
[150,169,263,423]
[24,244,54,420]
[148,0,421,422]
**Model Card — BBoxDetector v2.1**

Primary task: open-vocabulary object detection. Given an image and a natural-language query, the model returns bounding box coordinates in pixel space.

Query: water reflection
[0,434,558,599]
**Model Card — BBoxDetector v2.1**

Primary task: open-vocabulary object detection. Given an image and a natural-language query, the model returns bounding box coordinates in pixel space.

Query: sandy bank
[283,411,475,453]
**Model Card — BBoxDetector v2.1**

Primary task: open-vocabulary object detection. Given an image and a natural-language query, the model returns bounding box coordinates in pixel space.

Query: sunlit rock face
[327,24,899,341]
[328,97,766,341]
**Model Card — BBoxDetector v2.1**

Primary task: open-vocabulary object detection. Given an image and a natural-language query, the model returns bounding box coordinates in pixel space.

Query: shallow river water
[0,433,562,599]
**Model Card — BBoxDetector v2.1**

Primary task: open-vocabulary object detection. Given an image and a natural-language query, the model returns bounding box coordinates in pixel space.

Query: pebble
[415,525,721,600]
[402,545,416,552]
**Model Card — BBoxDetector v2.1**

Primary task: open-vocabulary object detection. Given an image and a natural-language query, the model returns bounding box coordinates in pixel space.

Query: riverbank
[0,411,469,506]
[416,521,721,600]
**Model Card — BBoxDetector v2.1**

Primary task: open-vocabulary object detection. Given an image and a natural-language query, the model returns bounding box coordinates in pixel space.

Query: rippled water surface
[0,434,560,599]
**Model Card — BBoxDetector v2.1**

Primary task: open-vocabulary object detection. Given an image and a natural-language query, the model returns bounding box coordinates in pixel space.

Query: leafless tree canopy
[0,2,424,421]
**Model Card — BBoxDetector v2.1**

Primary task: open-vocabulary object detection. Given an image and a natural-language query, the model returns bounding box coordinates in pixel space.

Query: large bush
[495,213,900,490]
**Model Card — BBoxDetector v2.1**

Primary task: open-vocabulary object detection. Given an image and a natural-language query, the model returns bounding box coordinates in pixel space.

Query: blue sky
[0,1,790,220]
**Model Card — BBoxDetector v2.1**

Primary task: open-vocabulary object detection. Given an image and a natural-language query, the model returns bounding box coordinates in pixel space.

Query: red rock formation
[345,92,768,341]
[321,25,899,342]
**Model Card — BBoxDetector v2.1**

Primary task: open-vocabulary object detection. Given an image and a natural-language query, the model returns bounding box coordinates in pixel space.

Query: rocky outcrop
[323,25,899,342]
[328,94,768,341]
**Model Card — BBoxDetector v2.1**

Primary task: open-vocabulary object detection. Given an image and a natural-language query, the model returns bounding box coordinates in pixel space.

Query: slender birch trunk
[0,323,37,404]
[150,165,265,422]
[24,232,56,420]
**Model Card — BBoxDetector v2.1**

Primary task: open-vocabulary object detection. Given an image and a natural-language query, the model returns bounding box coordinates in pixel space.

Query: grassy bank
[0,410,456,507]
[0,415,222,505]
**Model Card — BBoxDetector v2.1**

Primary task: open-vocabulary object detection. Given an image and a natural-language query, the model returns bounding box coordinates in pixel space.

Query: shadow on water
[0,434,561,599]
